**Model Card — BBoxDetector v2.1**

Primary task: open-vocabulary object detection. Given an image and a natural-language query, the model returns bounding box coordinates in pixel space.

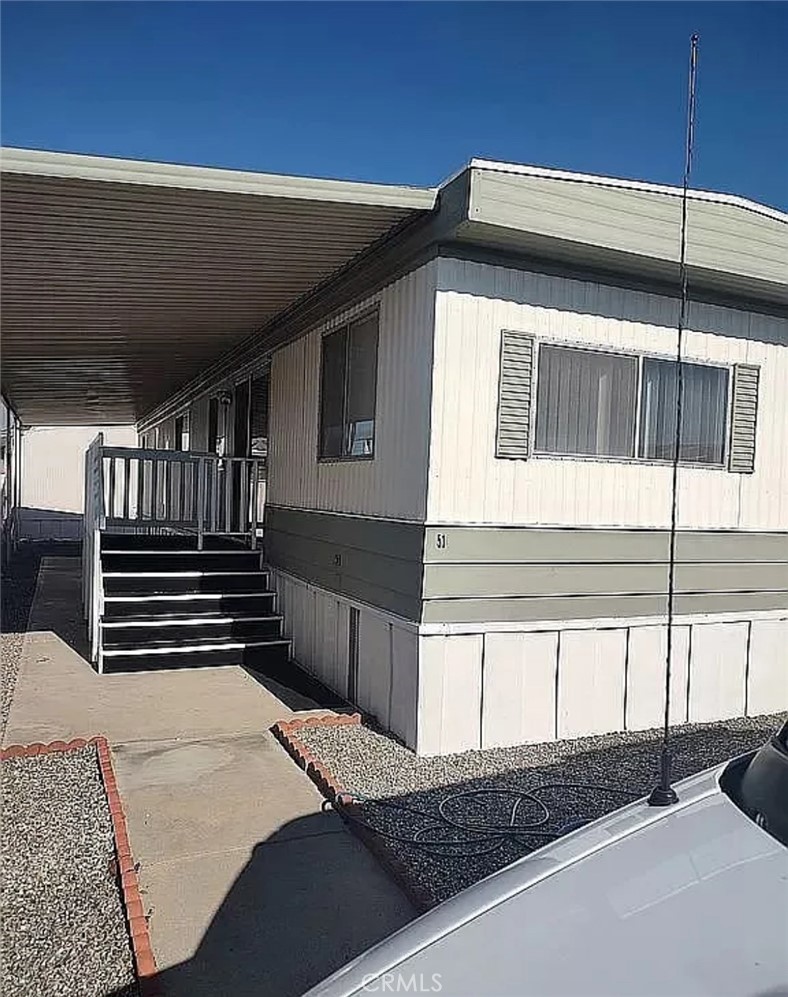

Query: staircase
[97,533,289,672]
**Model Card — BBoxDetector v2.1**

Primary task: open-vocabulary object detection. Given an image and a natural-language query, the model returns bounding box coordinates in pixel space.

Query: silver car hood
[306,764,788,997]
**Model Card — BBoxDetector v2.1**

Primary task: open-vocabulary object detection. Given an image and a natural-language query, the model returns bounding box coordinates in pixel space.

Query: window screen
[346,315,378,457]
[319,313,379,459]
[535,345,637,457]
[639,358,728,464]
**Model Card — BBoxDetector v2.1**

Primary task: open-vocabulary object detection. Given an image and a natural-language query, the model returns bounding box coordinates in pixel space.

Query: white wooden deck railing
[82,438,263,662]
[82,432,105,662]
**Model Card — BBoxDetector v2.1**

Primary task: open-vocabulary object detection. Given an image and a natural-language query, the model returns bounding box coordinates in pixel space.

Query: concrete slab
[112,732,335,864]
[3,632,294,745]
[142,822,415,997]
[5,554,416,994]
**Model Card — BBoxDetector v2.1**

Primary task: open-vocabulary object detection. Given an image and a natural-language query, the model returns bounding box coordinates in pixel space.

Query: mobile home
[2,149,786,753]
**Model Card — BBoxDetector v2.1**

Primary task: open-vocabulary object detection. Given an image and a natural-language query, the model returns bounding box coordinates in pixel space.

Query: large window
[535,344,729,466]
[639,358,728,464]
[319,312,379,459]
[535,345,638,457]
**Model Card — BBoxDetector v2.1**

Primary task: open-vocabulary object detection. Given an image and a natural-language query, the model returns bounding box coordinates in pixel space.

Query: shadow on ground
[289,714,784,907]
[106,714,781,997]
[106,808,412,997]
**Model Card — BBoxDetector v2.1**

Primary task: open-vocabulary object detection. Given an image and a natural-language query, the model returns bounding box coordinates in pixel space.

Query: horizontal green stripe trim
[268,505,424,561]
[422,591,788,625]
[264,505,423,621]
[423,561,788,599]
[424,526,788,564]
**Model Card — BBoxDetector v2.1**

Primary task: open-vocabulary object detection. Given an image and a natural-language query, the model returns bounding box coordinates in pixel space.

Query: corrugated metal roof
[0,149,436,424]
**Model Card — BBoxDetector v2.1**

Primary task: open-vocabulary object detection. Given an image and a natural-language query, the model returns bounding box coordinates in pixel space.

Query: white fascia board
[470,158,788,224]
[0,146,438,211]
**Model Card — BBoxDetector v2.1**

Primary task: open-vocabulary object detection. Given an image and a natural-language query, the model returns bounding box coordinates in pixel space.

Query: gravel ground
[1,634,25,741]
[297,713,784,906]
[1,746,138,997]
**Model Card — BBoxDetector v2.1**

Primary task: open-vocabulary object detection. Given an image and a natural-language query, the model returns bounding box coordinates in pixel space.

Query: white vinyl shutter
[495,330,534,460]
[728,363,760,474]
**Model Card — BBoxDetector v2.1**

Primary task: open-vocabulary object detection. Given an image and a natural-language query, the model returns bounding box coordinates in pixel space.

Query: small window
[535,345,638,458]
[174,414,190,451]
[250,372,270,460]
[639,358,728,465]
[319,312,379,459]
[208,397,220,454]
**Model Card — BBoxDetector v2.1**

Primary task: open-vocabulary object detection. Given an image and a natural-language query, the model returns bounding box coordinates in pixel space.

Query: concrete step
[103,569,270,595]
[101,638,291,672]
[101,614,284,648]
[102,591,277,619]
[102,549,263,573]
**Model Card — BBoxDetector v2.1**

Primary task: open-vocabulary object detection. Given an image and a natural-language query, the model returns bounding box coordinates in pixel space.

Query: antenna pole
[648,33,699,808]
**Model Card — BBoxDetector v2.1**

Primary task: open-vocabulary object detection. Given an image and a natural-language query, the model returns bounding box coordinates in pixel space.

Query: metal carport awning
[0,148,436,425]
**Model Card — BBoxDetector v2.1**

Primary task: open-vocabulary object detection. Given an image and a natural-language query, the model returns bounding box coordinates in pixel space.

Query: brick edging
[1,737,162,997]
[271,713,435,913]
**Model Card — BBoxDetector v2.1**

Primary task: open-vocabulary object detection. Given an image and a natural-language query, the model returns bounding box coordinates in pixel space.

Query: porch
[82,436,287,674]
[1,148,435,681]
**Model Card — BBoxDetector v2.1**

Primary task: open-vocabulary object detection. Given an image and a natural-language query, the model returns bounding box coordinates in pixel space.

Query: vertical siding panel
[688,622,748,722]
[557,629,627,738]
[746,619,788,716]
[427,259,787,528]
[267,261,436,520]
[357,613,392,726]
[625,624,690,731]
[418,634,482,755]
[390,626,419,749]
[482,631,558,747]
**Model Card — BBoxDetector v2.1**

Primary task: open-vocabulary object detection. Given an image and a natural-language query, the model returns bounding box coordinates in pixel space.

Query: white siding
[427,258,788,529]
[18,424,137,539]
[482,631,558,747]
[747,619,788,716]
[624,625,690,731]
[268,261,438,520]
[418,634,483,755]
[688,621,749,722]
[357,614,392,721]
[270,568,418,732]
[415,610,781,755]
[557,629,627,739]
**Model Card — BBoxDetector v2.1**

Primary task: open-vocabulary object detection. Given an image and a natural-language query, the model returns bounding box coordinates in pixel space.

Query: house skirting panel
[272,570,785,757]
[270,568,420,748]
[415,613,788,756]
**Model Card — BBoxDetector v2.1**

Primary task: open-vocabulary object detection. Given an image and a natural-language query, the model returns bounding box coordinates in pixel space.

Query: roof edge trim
[470,159,788,224]
[0,147,438,211]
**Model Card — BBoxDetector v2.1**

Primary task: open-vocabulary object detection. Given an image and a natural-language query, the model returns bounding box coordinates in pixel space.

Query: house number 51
[435,533,447,549]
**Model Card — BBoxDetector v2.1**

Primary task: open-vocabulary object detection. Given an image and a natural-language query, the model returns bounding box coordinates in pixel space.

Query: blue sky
[2,2,786,209]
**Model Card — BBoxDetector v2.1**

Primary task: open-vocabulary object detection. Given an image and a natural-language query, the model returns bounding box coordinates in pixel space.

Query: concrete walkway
[4,558,415,996]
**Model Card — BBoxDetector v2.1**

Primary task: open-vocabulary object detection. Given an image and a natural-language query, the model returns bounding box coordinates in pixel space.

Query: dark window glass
[319,314,378,459]
[639,358,728,464]
[535,345,637,457]
[320,328,348,458]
